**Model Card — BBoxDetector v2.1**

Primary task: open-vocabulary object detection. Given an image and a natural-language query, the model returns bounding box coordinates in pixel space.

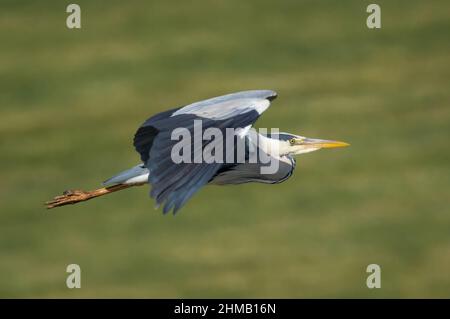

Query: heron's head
[272,133,349,156]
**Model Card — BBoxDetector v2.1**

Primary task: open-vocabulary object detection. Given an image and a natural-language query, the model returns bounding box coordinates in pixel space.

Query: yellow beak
[294,138,350,149]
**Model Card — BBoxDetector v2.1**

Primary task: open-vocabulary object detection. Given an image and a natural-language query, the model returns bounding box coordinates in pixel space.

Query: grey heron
[46,90,349,214]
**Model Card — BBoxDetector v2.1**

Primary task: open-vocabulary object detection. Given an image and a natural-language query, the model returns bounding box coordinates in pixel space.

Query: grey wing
[133,90,277,214]
[171,89,277,119]
[133,107,180,163]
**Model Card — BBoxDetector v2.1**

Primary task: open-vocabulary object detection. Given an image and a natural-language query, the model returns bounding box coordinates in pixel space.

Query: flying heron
[46,90,349,214]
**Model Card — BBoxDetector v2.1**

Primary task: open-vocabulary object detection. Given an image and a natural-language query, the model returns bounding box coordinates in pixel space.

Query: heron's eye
[289,138,296,145]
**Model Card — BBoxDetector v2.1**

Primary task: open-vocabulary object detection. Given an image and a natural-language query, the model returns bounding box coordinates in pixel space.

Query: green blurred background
[0,0,449,298]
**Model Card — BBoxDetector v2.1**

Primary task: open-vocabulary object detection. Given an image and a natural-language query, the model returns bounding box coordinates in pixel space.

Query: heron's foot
[45,189,92,209]
[62,189,87,196]
[45,184,137,210]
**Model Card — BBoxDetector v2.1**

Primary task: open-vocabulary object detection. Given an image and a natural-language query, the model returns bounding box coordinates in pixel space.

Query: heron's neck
[249,131,290,157]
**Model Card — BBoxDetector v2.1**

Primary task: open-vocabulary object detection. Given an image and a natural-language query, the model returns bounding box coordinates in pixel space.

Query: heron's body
[104,129,296,187]
[46,90,348,214]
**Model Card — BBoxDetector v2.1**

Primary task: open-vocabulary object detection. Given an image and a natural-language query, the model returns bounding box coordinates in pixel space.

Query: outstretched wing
[133,90,277,214]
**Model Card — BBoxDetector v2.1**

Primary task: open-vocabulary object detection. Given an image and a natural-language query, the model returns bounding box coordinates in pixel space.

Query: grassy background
[0,0,449,297]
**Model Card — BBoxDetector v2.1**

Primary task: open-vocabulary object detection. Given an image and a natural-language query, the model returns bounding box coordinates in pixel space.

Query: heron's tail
[45,183,142,209]
[102,164,149,186]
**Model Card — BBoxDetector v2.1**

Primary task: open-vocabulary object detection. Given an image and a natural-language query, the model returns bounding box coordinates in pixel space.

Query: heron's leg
[45,183,145,209]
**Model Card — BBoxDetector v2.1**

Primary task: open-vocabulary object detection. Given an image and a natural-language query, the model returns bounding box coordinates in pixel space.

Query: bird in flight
[46,90,349,214]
